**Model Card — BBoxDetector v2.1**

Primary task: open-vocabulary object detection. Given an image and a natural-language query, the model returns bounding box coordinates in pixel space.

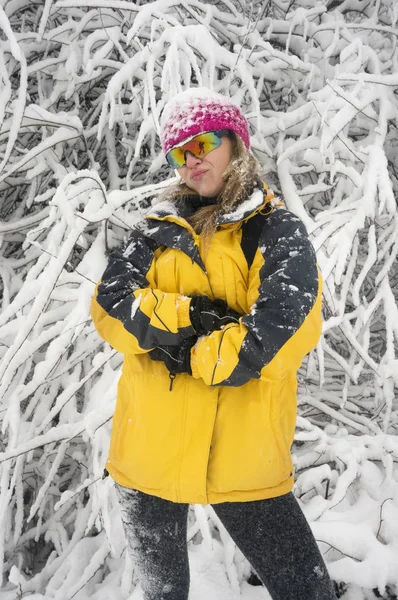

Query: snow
[1,0,398,599]
[221,188,264,222]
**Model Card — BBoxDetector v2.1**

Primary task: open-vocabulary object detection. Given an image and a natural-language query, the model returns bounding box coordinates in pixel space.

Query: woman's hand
[149,336,197,375]
[189,297,240,335]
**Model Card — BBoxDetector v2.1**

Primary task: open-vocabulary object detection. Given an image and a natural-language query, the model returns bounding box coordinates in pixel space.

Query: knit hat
[160,88,250,154]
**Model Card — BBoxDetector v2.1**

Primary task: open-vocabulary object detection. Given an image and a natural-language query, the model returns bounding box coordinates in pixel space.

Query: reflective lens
[166,130,229,168]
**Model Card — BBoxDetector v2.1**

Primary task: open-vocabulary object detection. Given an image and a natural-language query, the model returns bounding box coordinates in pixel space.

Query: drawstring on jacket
[169,372,176,391]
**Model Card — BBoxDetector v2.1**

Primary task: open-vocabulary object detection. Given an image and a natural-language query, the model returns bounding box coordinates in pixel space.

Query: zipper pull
[169,372,176,391]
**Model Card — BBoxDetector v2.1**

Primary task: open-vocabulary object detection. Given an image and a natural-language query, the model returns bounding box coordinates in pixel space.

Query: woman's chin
[189,181,223,198]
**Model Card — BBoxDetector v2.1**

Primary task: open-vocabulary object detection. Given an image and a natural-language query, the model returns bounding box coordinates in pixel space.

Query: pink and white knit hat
[160,88,250,154]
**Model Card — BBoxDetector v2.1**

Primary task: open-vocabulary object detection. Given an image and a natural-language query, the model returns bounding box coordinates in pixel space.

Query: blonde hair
[159,133,263,239]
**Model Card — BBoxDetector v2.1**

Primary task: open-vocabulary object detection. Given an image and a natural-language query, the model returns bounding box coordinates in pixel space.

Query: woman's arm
[190,209,322,386]
[91,228,195,355]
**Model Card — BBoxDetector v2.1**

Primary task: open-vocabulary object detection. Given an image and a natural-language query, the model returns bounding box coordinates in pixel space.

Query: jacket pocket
[207,379,293,493]
[108,367,188,492]
[270,376,296,480]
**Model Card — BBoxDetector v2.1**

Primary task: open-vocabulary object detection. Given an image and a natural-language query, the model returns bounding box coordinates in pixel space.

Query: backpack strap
[240,207,272,269]
[240,212,265,269]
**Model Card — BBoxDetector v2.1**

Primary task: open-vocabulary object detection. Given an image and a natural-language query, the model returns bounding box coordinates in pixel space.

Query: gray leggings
[116,485,336,600]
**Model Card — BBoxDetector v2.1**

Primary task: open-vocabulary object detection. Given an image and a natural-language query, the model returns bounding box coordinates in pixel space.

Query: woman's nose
[185,151,202,168]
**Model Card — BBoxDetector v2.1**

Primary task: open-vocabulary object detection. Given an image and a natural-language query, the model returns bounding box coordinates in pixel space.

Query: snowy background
[0,0,398,598]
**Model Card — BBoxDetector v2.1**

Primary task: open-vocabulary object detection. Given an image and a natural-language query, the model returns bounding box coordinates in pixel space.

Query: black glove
[149,336,196,376]
[189,296,240,335]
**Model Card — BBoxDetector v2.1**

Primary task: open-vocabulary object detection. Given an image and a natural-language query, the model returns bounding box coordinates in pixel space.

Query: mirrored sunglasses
[166,130,230,169]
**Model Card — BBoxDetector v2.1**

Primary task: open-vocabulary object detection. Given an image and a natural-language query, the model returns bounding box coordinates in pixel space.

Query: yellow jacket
[91,185,322,504]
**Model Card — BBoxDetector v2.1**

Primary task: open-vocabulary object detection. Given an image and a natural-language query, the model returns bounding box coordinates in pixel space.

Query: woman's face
[176,135,233,197]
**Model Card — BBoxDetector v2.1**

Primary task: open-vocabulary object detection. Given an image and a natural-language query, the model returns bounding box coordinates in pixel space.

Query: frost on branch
[0,1,398,599]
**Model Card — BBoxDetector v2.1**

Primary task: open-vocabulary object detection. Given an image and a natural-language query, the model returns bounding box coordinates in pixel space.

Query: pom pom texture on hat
[160,88,250,154]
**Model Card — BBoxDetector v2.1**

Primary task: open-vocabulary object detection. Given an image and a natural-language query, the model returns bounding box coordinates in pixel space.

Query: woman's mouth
[191,170,208,181]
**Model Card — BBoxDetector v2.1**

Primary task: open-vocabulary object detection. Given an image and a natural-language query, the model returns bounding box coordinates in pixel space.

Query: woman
[91,88,336,600]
